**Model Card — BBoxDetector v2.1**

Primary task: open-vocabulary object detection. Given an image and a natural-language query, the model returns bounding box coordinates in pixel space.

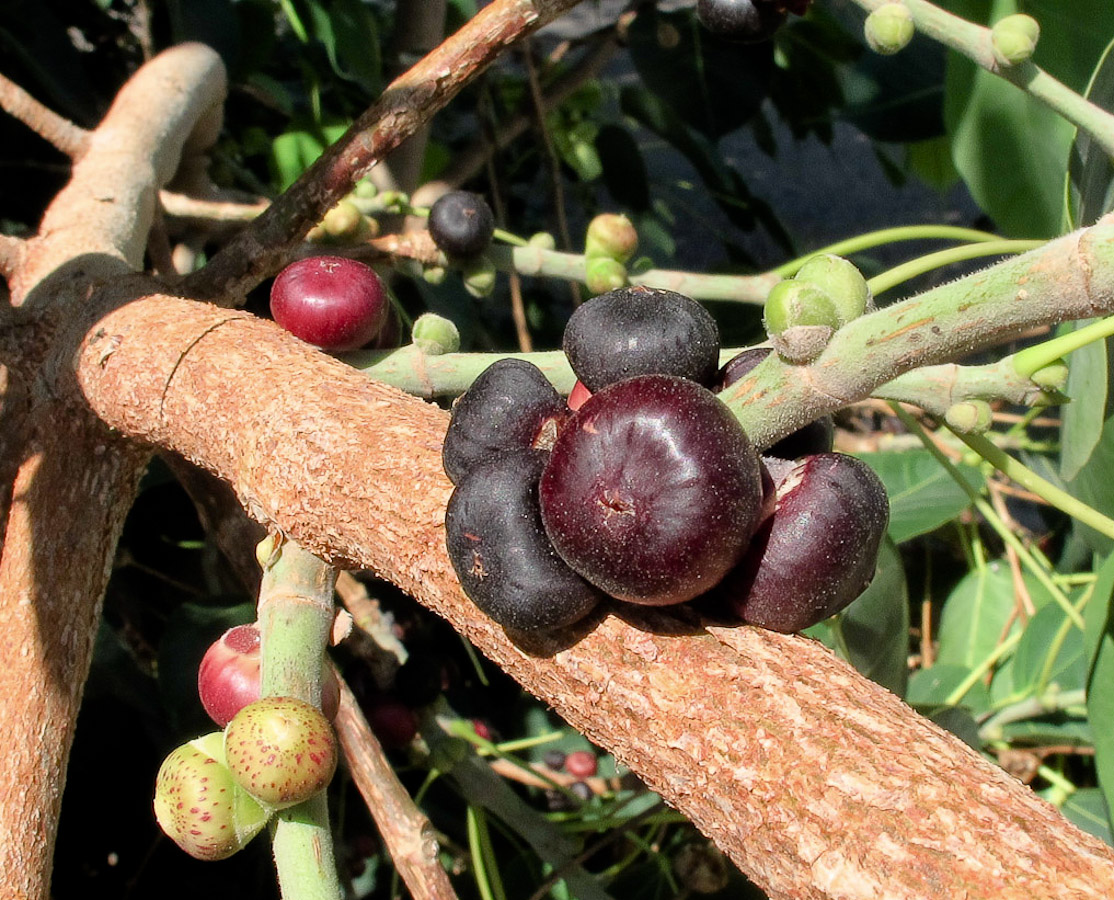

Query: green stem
[951,430,1114,542]
[1013,315,1114,377]
[256,537,343,900]
[847,0,1114,158]
[772,224,1006,277]
[867,240,1041,296]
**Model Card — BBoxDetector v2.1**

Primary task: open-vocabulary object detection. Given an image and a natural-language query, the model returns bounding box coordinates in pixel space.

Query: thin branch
[0,73,90,158]
[159,189,269,224]
[0,234,26,281]
[184,0,589,305]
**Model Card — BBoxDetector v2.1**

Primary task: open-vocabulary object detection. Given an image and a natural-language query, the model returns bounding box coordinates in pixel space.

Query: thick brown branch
[70,291,1114,899]
[184,0,587,304]
[0,72,90,158]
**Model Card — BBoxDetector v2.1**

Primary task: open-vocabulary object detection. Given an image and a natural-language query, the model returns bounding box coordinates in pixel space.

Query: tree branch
[68,287,1114,898]
[0,72,90,158]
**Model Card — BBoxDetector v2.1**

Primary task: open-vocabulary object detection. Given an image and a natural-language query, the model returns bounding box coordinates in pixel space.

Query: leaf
[1085,551,1114,834]
[1060,325,1110,483]
[1067,415,1114,556]
[856,450,985,544]
[834,538,910,696]
[906,663,991,714]
[934,562,1021,670]
[1062,789,1114,846]
[270,118,351,191]
[1011,595,1088,697]
[1066,37,1114,228]
[306,0,382,92]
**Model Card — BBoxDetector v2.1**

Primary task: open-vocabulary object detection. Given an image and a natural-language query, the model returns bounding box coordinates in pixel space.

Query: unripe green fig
[991,14,1039,67]
[864,3,914,55]
[412,313,461,355]
[321,199,364,238]
[224,696,338,808]
[585,213,638,263]
[793,254,871,325]
[462,256,498,298]
[1030,359,1069,391]
[585,256,628,295]
[944,399,993,434]
[153,732,271,861]
[528,231,557,250]
[763,280,841,364]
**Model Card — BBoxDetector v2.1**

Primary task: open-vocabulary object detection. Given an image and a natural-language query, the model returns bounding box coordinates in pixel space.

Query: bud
[412,313,461,355]
[321,199,364,238]
[528,231,557,250]
[991,14,1040,67]
[585,213,638,263]
[462,256,498,298]
[1029,359,1068,391]
[764,280,841,363]
[585,256,628,295]
[944,399,993,434]
[793,254,871,325]
[864,3,915,56]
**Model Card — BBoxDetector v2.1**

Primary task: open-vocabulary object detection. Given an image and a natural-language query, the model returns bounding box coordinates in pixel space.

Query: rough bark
[68,290,1114,899]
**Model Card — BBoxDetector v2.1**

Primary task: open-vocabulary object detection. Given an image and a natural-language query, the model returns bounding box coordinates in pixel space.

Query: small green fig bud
[991,14,1039,67]
[944,399,993,434]
[585,213,638,263]
[321,199,364,238]
[378,190,409,211]
[765,280,841,364]
[528,231,557,250]
[864,3,914,55]
[153,732,271,861]
[1030,359,1069,391]
[353,178,378,199]
[461,256,498,298]
[412,313,461,355]
[422,264,447,285]
[306,223,329,243]
[224,696,338,808]
[585,256,628,295]
[793,254,871,324]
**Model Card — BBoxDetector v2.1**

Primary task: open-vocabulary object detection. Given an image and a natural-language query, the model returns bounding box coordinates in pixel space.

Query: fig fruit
[428,190,496,258]
[539,375,764,605]
[696,0,787,43]
[445,449,604,631]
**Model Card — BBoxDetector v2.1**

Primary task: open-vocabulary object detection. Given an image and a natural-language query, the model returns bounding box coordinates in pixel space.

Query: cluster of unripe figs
[443,277,890,635]
[153,624,341,860]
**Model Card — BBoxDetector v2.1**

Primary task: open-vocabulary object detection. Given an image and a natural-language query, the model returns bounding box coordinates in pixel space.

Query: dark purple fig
[717,347,834,458]
[562,286,720,392]
[718,452,889,632]
[443,359,567,484]
[539,375,764,606]
[445,449,604,631]
[428,190,495,258]
[696,0,787,43]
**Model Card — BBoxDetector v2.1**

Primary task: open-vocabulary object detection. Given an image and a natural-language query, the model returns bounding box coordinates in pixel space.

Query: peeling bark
[70,290,1114,899]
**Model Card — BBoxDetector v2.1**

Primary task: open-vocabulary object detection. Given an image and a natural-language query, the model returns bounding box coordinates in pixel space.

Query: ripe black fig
[696,0,787,43]
[428,190,495,258]
[539,375,764,606]
[445,450,604,631]
[563,286,721,391]
[442,359,567,484]
[718,452,889,632]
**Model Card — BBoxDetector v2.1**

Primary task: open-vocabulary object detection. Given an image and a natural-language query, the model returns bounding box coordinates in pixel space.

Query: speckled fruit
[197,624,341,728]
[564,750,598,778]
[563,286,721,391]
[716,347,834,459]
[224,696,338,808]
[153,732,271,861]
[270,255,390,350]
[446,449,604,631]
[719,452,889,632]
[539,375,764,605]
[428,190,495,258]
[442,359,567,484]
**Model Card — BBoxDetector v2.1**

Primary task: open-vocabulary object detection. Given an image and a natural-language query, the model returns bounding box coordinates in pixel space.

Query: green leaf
[934,563,1021,670]
[1062,789,1114,846]
[1011,595,1088,697]
[833,538,909,697]
[270,118,351,191]
[306,0,382,92]
[1066,37,1114,228]
[1068,415,1114,556]
[1085,551,1114,834]
[856,450,985,544]
[906,663,990,714]
[1060,325,1110,482]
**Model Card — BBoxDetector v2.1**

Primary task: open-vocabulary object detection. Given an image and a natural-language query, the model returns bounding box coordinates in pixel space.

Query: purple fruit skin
[428,190,495,258]
[720,452,889,632]
[270,255,389,351]
[539,375,764,606]
[446,449,603,631]
[442,359,567,484]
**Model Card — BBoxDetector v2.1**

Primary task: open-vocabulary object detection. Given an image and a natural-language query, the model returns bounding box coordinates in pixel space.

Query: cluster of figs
[443,281,890,635]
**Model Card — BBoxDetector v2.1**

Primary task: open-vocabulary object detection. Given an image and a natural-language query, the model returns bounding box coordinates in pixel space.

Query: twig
[159,189,269,224]
[335,680,460,900]
[184,0,589,305]
[0,235,25,281]
[0,73,89,158]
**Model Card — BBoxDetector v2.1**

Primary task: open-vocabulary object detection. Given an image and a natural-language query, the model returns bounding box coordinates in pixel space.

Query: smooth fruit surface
[428,190,495,258]
[696,0,787,42]
[719,453,889,632]
[446,449,604,631]
[197,623,341,727]
[270,255,390,350]
[153,732,270,861]
[442,358,567,484]
[563,286,721,391]
[539,375,764,605]
[224,696,338,807]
